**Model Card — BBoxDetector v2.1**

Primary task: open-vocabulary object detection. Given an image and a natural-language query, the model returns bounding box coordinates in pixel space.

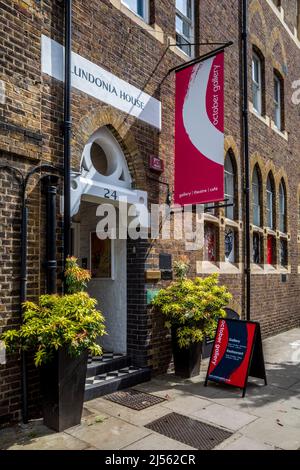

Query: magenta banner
[174,52,225,205]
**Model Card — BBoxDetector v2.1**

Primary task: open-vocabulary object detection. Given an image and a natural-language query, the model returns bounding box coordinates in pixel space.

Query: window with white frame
[279,180,287,233]
[274,73,282,130]
[224,152,235,220]
[176,0,194,57]
[121,0,149,22]
[266,174,275,229]
[252,166,261,227]
[252,52,262,115]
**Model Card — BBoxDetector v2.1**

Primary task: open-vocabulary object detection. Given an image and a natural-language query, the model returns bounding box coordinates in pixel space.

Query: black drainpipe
[43,176,59,294]
[20,186,28,424]
[242,0,251,321]
[63,0,72,270]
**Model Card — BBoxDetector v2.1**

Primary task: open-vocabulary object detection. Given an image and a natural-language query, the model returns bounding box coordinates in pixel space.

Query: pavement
[1,328,300,451]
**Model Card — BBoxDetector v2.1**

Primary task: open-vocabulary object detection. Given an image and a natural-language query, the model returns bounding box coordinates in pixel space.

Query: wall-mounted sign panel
[149,155,164,173]
[41,35,161,130]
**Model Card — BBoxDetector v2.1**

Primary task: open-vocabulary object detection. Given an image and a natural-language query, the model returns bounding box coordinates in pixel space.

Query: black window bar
[204,199,234,212]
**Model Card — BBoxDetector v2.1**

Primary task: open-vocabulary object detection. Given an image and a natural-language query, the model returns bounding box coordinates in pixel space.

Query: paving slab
[123,433,195,450]
[133,382,184,400]
[0,421,53,450]
[204,384,293,417]
[161,395,212,415]
[216,435,277,450]
[66,416,151,450]
[7,431,89,451]
[87,398,171,426]
[193,403,257,431]
[262,369,300,390]
[242,417,300,450]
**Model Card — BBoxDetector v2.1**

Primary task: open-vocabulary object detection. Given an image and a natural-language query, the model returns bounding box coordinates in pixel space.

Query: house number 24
[104,188,118,200]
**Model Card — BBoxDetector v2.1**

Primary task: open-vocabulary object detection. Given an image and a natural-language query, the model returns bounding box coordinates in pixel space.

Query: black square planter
[171,328,202,378]
[40,348,88,432]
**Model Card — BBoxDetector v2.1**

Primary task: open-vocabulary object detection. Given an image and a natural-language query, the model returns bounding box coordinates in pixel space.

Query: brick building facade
[0,0,300,424]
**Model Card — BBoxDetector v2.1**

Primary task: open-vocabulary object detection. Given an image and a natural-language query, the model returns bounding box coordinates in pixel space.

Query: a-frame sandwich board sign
[205,318,267,397]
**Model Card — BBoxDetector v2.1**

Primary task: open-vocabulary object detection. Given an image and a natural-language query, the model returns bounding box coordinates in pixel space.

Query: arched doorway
[70,126,147,355]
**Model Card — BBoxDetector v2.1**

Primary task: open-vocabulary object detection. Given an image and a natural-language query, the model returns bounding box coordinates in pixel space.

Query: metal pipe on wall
[43,176,59,294]
[20,194,28,424]
[63,0,72,269]
[242,0,251,321]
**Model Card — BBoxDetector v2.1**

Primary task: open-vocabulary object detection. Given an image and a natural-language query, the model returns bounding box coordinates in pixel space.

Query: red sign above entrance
[174,52,225,206]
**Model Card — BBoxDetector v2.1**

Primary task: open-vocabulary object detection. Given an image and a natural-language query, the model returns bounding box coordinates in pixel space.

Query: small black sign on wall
[159,253,173,280]
[281,274,287,283]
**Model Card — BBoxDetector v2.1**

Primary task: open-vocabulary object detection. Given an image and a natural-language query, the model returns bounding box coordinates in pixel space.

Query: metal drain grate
[145,412,232,450]
[103,389,166,410]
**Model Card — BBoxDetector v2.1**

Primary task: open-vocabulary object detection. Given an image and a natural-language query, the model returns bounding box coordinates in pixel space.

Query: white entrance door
[72,200,127,355]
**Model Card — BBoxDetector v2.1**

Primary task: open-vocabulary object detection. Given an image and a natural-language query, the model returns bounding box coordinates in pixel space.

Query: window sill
[250,263,291,274]
[110,1,164,44]
[224,218,242,230]
[264,263,278,274]
[250,263,265,274]
[196,261,242,274]
[204,213,220,225]
[265,227,276,236]
[167,37,194,60]
[219,262,242,274]
[270,120,288,141]
[249,102,289,141]
[249,102,270,126]
[196,262,291,275]
[277,231,289,239]
[196,261,220,274]
[251,224,264,234]
[279,265,291,274]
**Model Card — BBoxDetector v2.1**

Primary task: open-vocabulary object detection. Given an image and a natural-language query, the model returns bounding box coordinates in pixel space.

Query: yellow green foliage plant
[152,261,232,349]
[1,257,106,366]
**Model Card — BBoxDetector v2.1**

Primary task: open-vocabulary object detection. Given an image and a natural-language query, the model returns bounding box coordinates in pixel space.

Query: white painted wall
[79,201,127,354]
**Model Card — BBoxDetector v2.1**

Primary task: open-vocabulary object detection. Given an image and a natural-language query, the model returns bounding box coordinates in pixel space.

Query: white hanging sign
[41,35,161,130]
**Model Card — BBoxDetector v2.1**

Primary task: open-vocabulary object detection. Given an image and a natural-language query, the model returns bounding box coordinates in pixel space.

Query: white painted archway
[71,126,147,218]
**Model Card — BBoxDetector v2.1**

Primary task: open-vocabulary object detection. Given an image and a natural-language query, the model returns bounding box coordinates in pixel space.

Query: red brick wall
[0,0,300,424]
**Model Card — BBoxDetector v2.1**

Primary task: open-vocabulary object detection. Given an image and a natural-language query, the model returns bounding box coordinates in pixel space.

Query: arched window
[266,173,275,229]
[279,179,287,233]
[224,152,236,220]
[252,165,261,227]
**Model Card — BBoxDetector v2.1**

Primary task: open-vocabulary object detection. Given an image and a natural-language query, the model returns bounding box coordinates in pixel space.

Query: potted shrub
[152,261,232,378]
[1,257,106,431]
